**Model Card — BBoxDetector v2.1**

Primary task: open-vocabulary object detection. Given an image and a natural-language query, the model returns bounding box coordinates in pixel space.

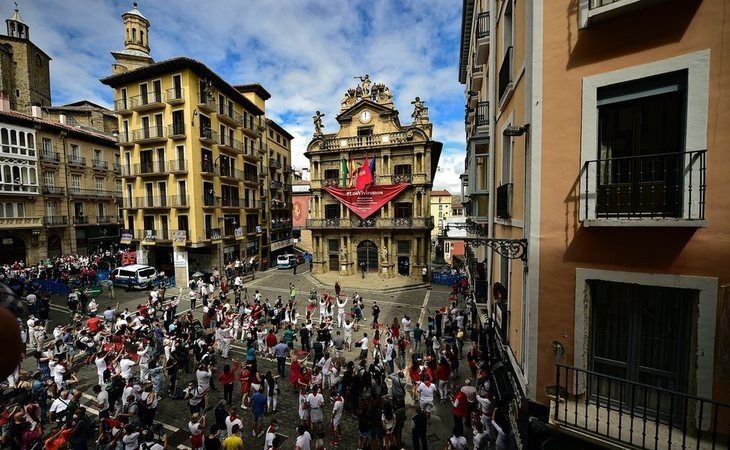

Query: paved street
[24,267,467,450]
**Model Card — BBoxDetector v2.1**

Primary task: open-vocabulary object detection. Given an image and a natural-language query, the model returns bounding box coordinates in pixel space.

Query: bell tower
[6,3,28,39]
[110,2,153,75]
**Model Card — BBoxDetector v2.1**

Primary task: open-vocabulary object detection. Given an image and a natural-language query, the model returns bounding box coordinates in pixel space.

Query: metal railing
[320,131,411,150]
[306,217,433,229]
[201,161,217,175]
[96,216,117,224]
[553,364,730,450]
[218,105,243,126]
[69,188,116,198]
[476,12,490,39]
[200,128,217,143]
[219,134,244,153]
[269,158,282,169]
[132,126,166,141]
[496,183,513,219]
[40,150,60,163]
[170,195,189,207]
[498,46,513,101]
[589,0,625,9]
[219,167,243,179]
[44,216,67,226]
[205,228,222,240]
[129,91,164,108]
[135,161,168,175]
[221,197,241,207]
[135,196,172,208]
[92,159,108,170]
[271,220,292,230]
[136,229,171,241]
[74,216,89,225]
[475,101,489,128]
[42,186,65,195]
[0,183,38,193]
[68,155,86,166]
[168,123,186,137]
[243,171,258,183]
[197,92,216,111]
[166,87,184,103]
[203,195,220,207]
[113,163,121,174]
[582,150,706,220]
[270,180,283,190]
[169,159,187,172]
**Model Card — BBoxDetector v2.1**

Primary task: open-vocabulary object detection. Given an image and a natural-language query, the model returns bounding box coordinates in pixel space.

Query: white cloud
[15,0,466,175]
[433,150,465,196]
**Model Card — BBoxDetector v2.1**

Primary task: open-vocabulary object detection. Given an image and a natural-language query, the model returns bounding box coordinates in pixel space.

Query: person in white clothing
[331,392,344,446]
[295,425,312,450]
[225,408,243,437]
[336,297,347,328]
[306,385,325,433]
[264,419,278,450]
[417,379,438,420]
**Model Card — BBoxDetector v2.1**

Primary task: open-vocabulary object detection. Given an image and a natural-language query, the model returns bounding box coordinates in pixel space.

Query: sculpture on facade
[411,97,428,121]
[339,247,348,263]
[354,74,372,96]
[381,247,389,264]
[312,110,325,135]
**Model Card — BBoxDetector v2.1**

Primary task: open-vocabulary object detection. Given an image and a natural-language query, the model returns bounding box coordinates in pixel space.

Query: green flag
[340,156,349,187]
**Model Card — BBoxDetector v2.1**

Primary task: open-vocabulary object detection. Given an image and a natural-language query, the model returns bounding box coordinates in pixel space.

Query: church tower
[0,3,52,113]
[110,2,153,75]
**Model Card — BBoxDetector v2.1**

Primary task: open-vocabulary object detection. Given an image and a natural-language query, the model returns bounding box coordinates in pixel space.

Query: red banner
[325,184,410,219]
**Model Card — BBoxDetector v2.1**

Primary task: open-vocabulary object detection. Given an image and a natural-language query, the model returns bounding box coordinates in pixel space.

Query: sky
[15,0,467,195]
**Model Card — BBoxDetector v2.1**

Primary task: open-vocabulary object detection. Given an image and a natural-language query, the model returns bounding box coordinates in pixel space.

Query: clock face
[359,110,372,123]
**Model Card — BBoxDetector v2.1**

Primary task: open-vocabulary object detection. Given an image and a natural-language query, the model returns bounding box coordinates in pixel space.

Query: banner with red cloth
[324,183,410,219]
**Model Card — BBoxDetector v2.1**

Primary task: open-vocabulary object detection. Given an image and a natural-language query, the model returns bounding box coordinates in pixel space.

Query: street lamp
[503,124,529,137]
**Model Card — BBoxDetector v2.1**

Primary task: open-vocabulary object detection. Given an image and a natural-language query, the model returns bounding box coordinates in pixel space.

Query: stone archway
[47,234,62,259]
[357,240,378,272]
[0,236,26,265]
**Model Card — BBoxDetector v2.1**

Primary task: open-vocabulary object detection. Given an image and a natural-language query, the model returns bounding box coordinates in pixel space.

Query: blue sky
[14,0,467,194]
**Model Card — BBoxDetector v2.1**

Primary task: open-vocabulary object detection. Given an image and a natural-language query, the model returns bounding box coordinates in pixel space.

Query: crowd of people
[0,258,514,450]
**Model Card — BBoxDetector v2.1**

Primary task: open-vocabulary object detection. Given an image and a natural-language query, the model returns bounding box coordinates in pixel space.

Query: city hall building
[306,78,442,279]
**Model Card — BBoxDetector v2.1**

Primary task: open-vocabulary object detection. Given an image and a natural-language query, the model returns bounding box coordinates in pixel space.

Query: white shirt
[401,317,412,332]
[306,393,324,410]
[52,364,66,386]
[196,369,211,391]
[264,427,277,450]
[49,396,69,416]
[359,337,369,350]
[96,390,110,411]
[295,431,312,450]
[417,381,438,403]
[225,415,243,437]
[332,398,343,423]
[120,358,135,379]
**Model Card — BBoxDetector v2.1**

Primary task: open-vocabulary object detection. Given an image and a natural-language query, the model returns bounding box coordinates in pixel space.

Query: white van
[276,254,297,269]
[110,264,158,289]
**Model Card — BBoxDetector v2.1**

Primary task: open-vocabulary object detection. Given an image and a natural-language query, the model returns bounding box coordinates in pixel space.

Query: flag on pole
[369,155,376,185]
[356,156,374,189]
[349,154,358,187]
[339,156,349,187]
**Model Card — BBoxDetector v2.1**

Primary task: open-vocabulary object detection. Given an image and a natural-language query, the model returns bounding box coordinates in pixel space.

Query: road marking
[245,270,280,286]
[418,290,431,326]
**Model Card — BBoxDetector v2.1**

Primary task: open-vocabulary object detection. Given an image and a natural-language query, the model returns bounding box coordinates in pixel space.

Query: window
[324,204,340,219]
[324,169,339,181]
[44,171,54,186]
[439,205,443,211]
[397,240,411,254]
[71,175,81,193]
[589,280,693,416]
[395,202,413,218]
[200,115,212,138]
[95,178,104,191]
[438,212,442,218]
[394,164,412,175]
[93,149,102,162]
[580,52,709,224]
[328,239,339,253]
[42,138,52,153]
[70,144,80,158]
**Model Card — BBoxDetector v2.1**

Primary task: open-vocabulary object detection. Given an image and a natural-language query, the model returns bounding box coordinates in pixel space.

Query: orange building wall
[292,193,311,228]
[536,0,730,405]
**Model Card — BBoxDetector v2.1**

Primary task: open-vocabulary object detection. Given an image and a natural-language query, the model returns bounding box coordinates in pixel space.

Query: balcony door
[357,240,378,271]
[140,150,153,174]
[596,70,686,218]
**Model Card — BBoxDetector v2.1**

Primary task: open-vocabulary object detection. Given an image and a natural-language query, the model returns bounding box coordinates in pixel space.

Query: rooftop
[0,109,116,146]
[432,190,452,196]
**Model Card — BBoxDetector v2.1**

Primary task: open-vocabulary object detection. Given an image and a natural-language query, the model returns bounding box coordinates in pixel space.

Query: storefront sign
[121,251,136,265]
[120,229,133,245]
[324,184,410,219]
[173,230,187,246]
[174,249,188,268]
[136,249,148,265]
[142,229,156,245]
[210,229,222,244]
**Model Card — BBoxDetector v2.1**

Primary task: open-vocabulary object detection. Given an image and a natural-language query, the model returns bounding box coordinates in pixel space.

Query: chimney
[0,92,9,112]
[59,114,67,125]
[31,105,42,118]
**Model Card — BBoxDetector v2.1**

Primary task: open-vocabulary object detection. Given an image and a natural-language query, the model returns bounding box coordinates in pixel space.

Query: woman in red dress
[239,363,252,408]
[297,366,312,392]
[289,356,302,392]
[390,318,400,339]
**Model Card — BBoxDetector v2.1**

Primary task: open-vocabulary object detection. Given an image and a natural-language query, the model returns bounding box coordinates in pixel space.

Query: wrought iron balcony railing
[582,150,706,222]
[132,126,167,142]
[306,217,433,229]
[552,364,730,450]
[42,186,65,195]
[476,11,490,39]
[68,155,86,166]
[92,159,108,170]
[166,87,184,104]
[168,123,186,137]
[44,216,67,227]
[40,150,60,163]
[498,46,513,102]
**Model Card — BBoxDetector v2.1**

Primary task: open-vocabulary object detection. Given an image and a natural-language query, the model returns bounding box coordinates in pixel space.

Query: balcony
[0,217,42,228]
[132,126,167,144]
[221,197,241,208]
[168,123,186,139]
[68,155,86,167]
[219,166,243,181]
[113,163,121,174]
[320,131,411,151]
[306,217,433,230]
[40,150,60,164]
[201,161,217,176]
[169,159,187,173]
[374,173,428,185]
[113,98,132,114]
[44,216,67,227]
[134,161,168,176]
[243,172,258,184]
[470,64,484,91]
[498,46,514,106]
[472,101,489,137]
[129,91,165,112]
[205,228,222,240]
[42,186,65,196]
[241,119,261,139]
[197,92,216,112]
[117,131,134,146]
[323,178,340,187]
[218,106,243,128]
[69,188,116,199]
[0,183,39,194]
[199,128,217,145]
[74,215,90,225]
[271,218,292,230]
[283,166,292,174]
[96,215,117,224]
[137,229,171,241]
[135,196,172,208]
[269,158,282,169]
[496,183,513,220]
[166,87,184,105]
[475,12,490,64]
[579,0,671,29]
[203,195,220,207]
[551,364,730,450]
[170,195,189,208]
[581,150,706,226]
[92,159,109,171]
[270,180,283,190]
[218,134,244,154]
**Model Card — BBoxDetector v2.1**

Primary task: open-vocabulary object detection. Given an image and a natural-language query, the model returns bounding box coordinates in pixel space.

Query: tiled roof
[0,110,116,145]
[431,190,452,196]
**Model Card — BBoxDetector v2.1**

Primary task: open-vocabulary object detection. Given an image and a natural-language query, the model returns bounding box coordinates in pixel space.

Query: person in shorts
[417,376,438,420]
[307,385,325,434]
[250,385,268,437]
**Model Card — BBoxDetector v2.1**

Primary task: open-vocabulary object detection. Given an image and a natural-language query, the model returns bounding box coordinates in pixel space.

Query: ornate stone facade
[305,77,442,280]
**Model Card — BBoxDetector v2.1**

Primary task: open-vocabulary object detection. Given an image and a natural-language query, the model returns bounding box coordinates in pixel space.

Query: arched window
[1,128,9,153]
[5,203,13,218]
[140,30,144,46]
[12,166,20,183]
[16,203,23,217]
[27,134,34,151]
[9,130,17,153]
[132,28,136,43]
[28,168,36,185]
[126,28,130,41]
[2,165,10,183]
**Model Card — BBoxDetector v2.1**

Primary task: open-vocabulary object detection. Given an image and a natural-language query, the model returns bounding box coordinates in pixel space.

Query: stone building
[0,5,52,114]
[306,77,442,279]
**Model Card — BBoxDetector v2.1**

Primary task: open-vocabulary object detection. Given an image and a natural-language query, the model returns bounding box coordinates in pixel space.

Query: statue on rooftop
[313,110,325,135]
[355,74,372,96]
[411,97,428,121]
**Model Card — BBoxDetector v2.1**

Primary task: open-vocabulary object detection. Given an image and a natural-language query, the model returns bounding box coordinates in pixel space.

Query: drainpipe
[59,130,71,254]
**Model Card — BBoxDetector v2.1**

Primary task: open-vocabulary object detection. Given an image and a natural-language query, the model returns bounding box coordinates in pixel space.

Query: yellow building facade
[100,5,283,284]
[429,189,452,240]
[306,78,442,279]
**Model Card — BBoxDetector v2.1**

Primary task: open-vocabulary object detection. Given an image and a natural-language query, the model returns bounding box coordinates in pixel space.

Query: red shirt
[266,333,278,348]
[436,363,451,381]
[86,316,102,333]
[452,391,469,417]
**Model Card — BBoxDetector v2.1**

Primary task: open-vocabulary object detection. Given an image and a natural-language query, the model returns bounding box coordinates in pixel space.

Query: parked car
[110,264,157,289]
[276,254,297,269]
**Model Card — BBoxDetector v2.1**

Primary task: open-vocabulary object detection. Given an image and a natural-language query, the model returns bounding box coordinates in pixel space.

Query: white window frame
[578,0,672,29]
[574,268,717,424]
[580,50,710,226]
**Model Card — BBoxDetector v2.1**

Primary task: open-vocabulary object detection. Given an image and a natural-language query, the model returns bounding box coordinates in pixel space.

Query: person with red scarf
[436,357,451,403]
[289,356,303,392]
[451,389,470,437]
[219,361,241,405]
[239,364,252,409]
[297,366,312,392]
